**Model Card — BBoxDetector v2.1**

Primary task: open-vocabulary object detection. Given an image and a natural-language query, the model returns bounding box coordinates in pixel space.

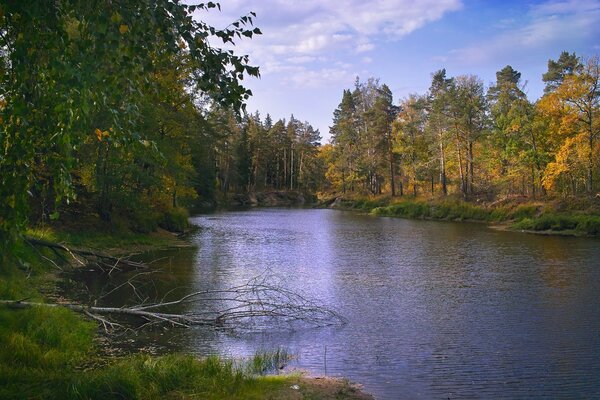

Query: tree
[394,95,429,196]
[487,65,533,195]
[369,84,398,195]
[426,69,454,195]
[541,57,600,194]
[448,75,488,197]
[0,1,260,251]
[329,89,359,193]
[543,51,582,94]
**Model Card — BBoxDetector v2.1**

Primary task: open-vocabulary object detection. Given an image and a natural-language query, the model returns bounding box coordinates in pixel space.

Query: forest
[325,54,599,201]
[0,2,599,256]
[1,2,599,399]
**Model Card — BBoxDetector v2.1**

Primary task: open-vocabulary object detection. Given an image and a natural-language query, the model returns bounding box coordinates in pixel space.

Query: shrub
[575,216,600,235]
[510,204,539,220]
[160,207,189,233]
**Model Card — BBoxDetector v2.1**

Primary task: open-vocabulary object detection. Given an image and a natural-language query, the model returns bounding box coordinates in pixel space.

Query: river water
[72,208,600,399]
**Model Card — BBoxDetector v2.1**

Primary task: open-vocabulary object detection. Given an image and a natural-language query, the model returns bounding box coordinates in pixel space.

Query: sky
[195,0,600,142]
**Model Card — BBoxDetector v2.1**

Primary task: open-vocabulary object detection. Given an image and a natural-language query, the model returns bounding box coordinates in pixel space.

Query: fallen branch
[0,276,346,332]
[25,237,147,270]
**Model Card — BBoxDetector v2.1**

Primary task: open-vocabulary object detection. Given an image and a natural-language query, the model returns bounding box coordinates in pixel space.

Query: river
[71,208,600,399]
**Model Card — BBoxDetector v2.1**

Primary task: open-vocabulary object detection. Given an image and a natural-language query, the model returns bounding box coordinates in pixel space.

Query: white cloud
[448,0,600,65]
[356,38,375,53]
[286,56,318,64]
[531,0,599,16]
[194,0,462,87]
[284,67,357,88]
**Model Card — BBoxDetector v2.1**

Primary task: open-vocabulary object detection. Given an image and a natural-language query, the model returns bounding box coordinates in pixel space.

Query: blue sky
[196,0,600,142]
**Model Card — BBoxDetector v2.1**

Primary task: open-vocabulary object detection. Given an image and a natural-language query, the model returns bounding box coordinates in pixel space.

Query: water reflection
[68,209,600,399]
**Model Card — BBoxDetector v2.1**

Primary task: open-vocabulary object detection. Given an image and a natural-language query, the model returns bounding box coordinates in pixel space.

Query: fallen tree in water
[25,236,148,271]
[1,275,346,332]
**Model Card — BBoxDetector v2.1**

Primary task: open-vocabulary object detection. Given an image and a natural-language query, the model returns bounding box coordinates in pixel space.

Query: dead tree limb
[0,276,346,332]
[25,237,148,270]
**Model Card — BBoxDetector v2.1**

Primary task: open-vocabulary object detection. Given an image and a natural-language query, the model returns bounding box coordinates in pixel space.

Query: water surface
[73,209,600,399]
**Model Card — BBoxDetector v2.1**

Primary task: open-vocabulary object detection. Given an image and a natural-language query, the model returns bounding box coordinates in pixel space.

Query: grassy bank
[323,194,600,237]
[1,230,371,400]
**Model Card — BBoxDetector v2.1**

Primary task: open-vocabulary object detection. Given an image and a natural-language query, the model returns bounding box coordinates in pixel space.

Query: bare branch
[0,275,346,332]
[25,237,148,270]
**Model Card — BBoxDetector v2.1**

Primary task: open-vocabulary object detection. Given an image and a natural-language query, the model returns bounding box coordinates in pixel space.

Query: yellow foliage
[94,128,110,142]
[542,134,588,191]
[119,24,129,34]
[111,12,122,23]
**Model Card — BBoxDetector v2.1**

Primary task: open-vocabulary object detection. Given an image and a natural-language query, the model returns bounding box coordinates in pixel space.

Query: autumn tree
[543,51,582,94]
[393,95,429,196]
[0,1,260,253]
[541,56,599,194]
[487,65,534,195]
[426,69,454,195]
[329,89,360,193]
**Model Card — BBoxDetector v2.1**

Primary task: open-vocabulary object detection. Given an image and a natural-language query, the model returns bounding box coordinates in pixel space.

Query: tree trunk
[531,165,536,200]
[588,123,594,193]
[388,138,396,196]
[97,143,111,221]
[440,138,447,196]
[455,132,466,198]
[468,141,474,195]
[253,150,260,190]
[283,148,287,190]
[290,145,294,190]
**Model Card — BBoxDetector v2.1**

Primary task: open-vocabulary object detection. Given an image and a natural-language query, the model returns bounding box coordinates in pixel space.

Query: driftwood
[0,276,346,332]
[25,237,148,270]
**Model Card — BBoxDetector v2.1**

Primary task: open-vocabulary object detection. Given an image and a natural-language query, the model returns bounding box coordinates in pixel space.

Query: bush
[160,207,189,233]
[510,204,539,220]
[128,208,160,233]
[575,216,600,235]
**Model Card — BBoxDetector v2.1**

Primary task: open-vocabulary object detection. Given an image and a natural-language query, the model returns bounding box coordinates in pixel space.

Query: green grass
[26,226,183,253]
[65,354,291,400]
[328,195,600,237]
[371,199,493,221]
[0,278,308,400]
[246,347,292,375]
[1,240,305,400]
[513,214,600,235]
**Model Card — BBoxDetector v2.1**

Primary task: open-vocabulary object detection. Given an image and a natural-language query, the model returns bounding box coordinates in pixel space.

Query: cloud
[195,1,462,87]
[448,0,600,65]
[284,67,357,88]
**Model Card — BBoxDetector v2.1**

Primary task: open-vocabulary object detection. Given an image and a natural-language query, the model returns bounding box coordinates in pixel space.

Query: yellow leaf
[119,24,129,34]
[111,12,122,23]
[95,128,103,141]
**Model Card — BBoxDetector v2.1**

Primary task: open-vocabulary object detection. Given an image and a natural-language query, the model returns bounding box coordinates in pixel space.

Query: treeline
[324,52,599,200]
[202,111,322,201]
[0,1,326,248]
[0,2,274,249]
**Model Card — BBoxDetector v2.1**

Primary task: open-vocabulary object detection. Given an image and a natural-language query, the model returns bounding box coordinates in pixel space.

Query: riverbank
[227,190,317,208]
[1,226,372,400]
[322,194,600,237]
